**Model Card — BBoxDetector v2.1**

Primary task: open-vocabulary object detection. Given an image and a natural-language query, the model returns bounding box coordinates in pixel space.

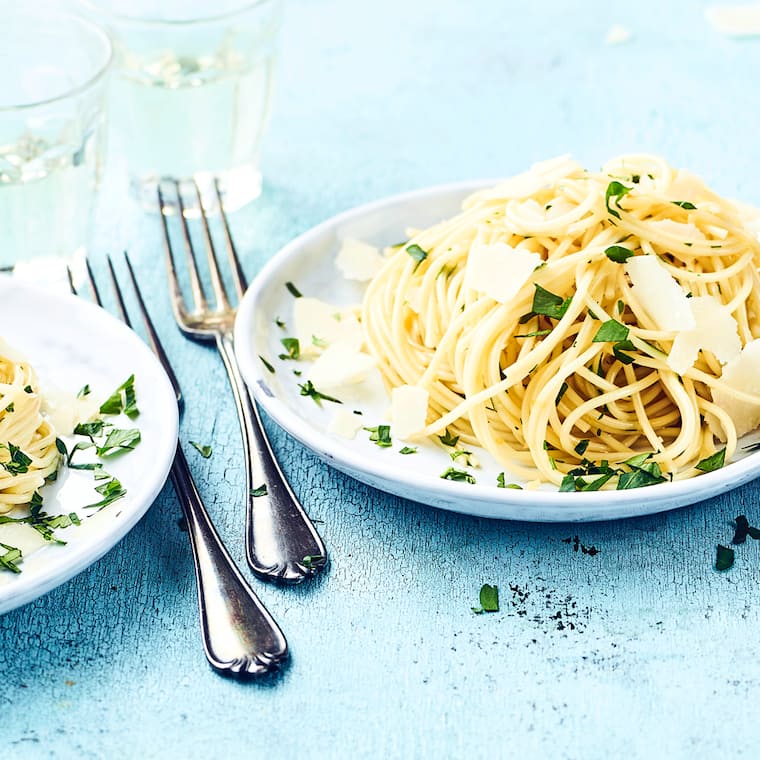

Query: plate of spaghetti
[235,154,760,521]
[0,278,178,614]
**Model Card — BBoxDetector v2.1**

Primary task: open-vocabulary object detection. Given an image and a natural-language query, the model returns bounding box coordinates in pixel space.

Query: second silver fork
[158,180,326,584]
[75,255,288,678]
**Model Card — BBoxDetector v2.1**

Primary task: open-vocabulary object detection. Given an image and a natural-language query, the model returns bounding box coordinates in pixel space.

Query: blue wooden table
[4,1,760,756]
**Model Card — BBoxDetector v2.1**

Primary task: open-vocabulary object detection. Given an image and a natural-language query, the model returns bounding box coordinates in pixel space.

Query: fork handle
[170,442,288,676]
[216,330,327,583]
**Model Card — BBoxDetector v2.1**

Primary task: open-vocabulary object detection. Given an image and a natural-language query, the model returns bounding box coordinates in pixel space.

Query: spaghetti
[0,345,60,512]
[361,155,760,488]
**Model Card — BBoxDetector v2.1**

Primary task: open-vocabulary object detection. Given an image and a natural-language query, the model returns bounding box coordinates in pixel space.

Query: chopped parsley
[259,355,276,374]
[189,441,212,458]
[285,281,302,298]
[23,385,33,394]
[406,243,429,268]
[472,583,499,614]
[715,544,734,572]
[279,337,300,360]
[672,200,697,210]
[95,428,141,457]
[302,555,324,570]
[99,375,139,419]
[298,380,342,406]
[84,477,126,510]
[696,448,726,473]
[251,485,268,497]
[592,319,630,343]
[0,544,22,574]
[497,472,522,489]
[441,467,476,484]
[531,284,572,320]
[604,245,634,263]
[555,382,569,405]
[605,180,632,220]
[364,425,392,447]
[437,429,460,447]
[560,451,666,492]
[77,384,91,399]
[399,446,417,455]
[732,515,760,544]
[274,317,286,329]
[1,444,32,475]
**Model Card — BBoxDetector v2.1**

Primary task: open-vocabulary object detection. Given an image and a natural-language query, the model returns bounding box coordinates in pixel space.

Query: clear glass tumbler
[0,9,111,284]
[81,0,283,214]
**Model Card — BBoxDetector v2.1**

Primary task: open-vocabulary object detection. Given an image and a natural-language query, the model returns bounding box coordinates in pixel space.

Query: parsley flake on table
[472,583,499,614]
[302,554,324,569]
[189,441,212,459]
[715,544,735,572]
[732,515,760,544]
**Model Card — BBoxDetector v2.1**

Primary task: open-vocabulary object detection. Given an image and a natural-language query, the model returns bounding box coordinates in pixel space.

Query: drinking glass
[0,8,111,283]
[80,0,283,214]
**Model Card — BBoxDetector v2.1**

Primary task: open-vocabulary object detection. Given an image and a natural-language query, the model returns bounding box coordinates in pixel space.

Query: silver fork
[158,180,326,584]
[71,254,288,678]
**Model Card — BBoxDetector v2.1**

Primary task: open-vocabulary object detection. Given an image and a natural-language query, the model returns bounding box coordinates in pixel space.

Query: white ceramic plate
[234,181,760,522]
[0,279,178,614]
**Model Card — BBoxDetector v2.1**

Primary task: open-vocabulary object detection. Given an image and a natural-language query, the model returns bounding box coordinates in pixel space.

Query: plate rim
[0,278,179,614]
[234,179,759,522]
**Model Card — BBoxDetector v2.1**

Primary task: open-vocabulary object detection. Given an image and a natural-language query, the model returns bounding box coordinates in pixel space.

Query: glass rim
[0,9,112,113]
[77,0,277,27]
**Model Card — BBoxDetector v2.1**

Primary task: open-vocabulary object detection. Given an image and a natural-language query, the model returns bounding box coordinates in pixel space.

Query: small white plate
[0,279,178,614]
[234,181,760,522]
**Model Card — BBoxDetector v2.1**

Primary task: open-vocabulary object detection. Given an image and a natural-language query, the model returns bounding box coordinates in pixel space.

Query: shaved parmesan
[293,297,363,355]
[649,219,706,242]
[711,339,760,438]
[42,386,100,436]
[307,342,376,390]
[625,255,696,331]
[335,238,385,281]
[327,407,366,439]
[468,155,582,202]
[705,5,760,36]
[668,296,741,373]
[667,169,709,202]
[465,241,542,303]
[391,385,429,439]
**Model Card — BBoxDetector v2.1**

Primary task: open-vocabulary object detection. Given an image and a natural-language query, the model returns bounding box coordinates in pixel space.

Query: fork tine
[175,180,209,311]
[159,183,194,328]
[66,266,77,296]
[194,179,231,311]
[214,178,248,300]
[121,251,183,406]
[105,254,132,328]
[84,258,103,306]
